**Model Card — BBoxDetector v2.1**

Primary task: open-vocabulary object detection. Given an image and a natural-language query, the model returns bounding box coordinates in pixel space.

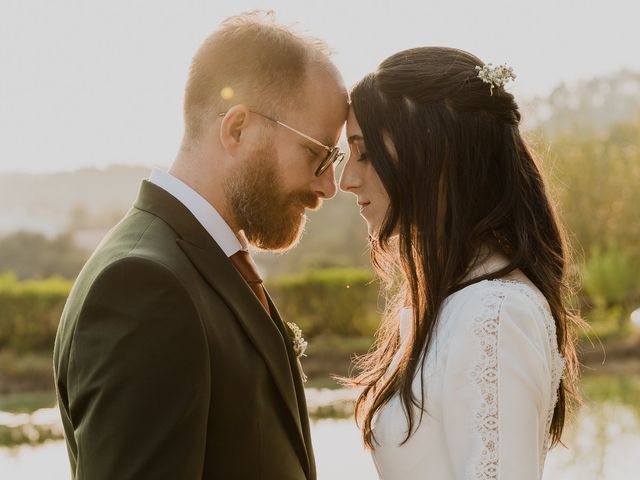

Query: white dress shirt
[148,168,247,256]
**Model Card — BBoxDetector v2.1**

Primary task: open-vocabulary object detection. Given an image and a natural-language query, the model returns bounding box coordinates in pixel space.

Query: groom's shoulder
[101,206,185,259]
[74,207,191,291]
[106,206,181,252]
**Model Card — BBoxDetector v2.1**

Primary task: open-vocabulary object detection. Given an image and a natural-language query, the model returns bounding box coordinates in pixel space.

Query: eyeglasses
[218,111,345,176]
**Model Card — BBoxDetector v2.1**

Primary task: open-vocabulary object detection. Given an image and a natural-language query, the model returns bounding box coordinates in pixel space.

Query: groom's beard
[225,140,320,251]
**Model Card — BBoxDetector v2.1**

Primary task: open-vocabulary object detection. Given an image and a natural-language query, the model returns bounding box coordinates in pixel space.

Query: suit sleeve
[441,290,553,480]
[67,256,210,480]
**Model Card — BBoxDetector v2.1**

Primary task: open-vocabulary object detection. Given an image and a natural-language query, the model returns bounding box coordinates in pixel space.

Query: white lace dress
[371,279,565,480]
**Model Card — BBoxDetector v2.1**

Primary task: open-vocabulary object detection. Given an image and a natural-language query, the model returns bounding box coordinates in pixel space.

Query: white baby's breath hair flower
[475,63,516,95]
[287,321,308,382]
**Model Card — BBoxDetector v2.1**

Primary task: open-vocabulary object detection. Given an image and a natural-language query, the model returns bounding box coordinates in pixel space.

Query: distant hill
[1,69,639,276]
[0,165,152,236]
[3,69,638,235]
[0,163,370,276]
[522,69,640,136]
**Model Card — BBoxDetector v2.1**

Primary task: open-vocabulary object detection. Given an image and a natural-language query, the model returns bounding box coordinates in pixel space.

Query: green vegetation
[581,374,640,407]
[0,232,89,280]
[0,273,72,352]
[540,118,640,336]
[0,273,71,393]
[0,269,383,393]
[0,391,57,414]
[1,73,640,393]
[267,268,380,337]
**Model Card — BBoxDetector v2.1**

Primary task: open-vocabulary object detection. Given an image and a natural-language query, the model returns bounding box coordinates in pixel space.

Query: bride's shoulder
[452,277,547,310]
[446,279,554,340]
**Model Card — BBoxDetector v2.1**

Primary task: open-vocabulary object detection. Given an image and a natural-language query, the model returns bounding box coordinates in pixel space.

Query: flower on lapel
[286,322,308,382]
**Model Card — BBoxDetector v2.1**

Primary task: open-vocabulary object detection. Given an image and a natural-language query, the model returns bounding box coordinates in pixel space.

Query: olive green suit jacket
[53,181,316,480]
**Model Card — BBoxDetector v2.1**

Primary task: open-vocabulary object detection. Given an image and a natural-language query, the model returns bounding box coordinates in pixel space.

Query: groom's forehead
[286,102,347,146]
[295,67,347,125]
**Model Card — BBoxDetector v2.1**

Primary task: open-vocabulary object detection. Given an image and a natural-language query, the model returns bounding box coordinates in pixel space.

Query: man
[53,12,348,480]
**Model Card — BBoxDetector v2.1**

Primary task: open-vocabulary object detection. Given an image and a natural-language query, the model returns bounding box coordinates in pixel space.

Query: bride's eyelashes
[357,151,369,162]
[351,143,369,162]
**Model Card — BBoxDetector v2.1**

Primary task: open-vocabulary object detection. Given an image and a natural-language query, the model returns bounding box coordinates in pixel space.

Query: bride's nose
[339,155,362,193]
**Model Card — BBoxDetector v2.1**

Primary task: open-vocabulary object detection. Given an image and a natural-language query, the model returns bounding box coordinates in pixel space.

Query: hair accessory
[475,63,516,95]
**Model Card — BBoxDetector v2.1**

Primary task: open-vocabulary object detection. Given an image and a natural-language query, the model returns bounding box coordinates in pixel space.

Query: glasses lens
[316,148,343,176]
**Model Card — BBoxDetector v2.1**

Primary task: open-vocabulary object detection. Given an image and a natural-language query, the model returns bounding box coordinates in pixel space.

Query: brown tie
[229,250,270,315]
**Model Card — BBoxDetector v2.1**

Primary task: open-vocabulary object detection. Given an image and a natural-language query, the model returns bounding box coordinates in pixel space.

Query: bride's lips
[358,201,370,213]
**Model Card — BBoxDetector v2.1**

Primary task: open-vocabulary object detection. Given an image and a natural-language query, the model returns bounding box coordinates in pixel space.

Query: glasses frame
[218,111,344,176]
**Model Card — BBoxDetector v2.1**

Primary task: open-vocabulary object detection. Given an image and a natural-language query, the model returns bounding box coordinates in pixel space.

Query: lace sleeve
[440,282,562,480]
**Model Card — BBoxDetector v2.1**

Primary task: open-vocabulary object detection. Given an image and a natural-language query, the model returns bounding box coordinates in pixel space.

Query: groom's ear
[219,104,252,157]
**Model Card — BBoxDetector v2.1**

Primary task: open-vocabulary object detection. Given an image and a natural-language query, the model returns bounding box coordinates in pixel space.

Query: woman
[340,47,582,479]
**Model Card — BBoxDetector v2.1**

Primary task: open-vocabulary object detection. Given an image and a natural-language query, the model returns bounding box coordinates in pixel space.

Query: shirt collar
[148,168,247,257]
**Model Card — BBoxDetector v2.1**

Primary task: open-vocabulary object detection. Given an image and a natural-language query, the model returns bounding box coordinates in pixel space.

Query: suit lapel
[132,181,312,476]
[266,294,316,478]
[177,240,312,477]
[178,242,303,417]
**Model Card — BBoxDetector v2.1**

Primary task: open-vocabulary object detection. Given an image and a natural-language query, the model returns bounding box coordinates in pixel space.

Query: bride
[340,47,582,479]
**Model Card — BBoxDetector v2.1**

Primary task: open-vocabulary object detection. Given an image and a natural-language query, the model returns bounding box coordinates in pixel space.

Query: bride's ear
[219,104,252,157]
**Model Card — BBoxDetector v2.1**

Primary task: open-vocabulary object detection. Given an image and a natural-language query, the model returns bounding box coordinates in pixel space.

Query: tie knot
[230,250,262,284]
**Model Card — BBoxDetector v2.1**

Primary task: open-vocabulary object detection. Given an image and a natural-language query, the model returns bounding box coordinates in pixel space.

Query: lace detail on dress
[486,280,566,474]
[468,288,505,480]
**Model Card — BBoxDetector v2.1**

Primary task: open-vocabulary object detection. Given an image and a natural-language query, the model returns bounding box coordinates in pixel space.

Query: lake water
[1,374,639,479]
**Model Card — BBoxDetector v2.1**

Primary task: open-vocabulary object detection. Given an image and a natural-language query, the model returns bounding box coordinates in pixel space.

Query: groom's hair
[183,11,334,141]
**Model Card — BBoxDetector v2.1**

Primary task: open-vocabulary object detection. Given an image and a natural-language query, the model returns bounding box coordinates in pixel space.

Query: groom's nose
[313,165,337,199]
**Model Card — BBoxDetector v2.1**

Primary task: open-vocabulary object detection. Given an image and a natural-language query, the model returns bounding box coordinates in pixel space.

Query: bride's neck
[464,244,510,281]
[464,244,533,287]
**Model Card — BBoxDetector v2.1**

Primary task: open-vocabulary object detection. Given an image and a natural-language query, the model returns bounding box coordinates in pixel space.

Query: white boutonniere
[286,322,308,383]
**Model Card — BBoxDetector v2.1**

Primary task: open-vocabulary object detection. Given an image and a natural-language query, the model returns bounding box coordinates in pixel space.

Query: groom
[53,12,348,480]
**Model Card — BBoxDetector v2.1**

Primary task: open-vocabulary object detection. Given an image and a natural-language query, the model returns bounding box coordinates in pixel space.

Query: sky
[1,0,639,173]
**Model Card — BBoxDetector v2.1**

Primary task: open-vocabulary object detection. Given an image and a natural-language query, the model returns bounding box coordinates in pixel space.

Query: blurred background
[1,1,639,479]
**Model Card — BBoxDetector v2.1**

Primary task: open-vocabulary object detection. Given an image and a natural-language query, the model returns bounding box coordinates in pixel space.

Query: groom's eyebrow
[306,132,337,148]
[347,134,363,144]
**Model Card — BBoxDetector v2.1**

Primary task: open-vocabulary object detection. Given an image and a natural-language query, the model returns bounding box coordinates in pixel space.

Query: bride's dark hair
[347,47,583,449]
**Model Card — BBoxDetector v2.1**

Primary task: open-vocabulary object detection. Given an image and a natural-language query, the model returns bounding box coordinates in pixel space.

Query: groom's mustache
[294,191,321,211]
